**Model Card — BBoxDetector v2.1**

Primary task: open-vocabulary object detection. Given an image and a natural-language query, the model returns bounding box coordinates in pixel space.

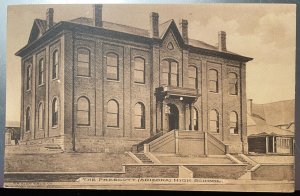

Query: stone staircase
[133,153,154,164]
[231,154,254,170]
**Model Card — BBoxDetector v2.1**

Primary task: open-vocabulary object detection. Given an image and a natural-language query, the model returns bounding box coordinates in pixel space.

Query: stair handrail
[206,132,228,153]
[148,130,176,151]
[132,131,163,152]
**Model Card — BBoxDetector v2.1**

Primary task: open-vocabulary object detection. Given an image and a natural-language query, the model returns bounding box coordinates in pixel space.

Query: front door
[168,104,179,131]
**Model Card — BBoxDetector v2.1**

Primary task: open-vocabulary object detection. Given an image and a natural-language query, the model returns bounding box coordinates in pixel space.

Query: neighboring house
[16,5,252,154]
[247,99,295,155]
[5,121,21,145]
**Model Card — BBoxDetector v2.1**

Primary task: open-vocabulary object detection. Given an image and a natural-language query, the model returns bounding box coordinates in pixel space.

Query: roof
[247,114,294,137]
[251,99,295,126]
[18,16,252,62]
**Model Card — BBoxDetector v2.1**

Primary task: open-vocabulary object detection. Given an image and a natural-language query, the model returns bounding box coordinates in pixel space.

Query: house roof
[17,16,252,62]
[247,114,294,137]
[251,99,295,126]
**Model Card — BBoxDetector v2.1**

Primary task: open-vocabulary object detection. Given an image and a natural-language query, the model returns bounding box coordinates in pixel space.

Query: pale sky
[6,4,296,123]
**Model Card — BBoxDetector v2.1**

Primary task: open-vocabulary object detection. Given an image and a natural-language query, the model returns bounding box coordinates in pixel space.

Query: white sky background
[6,4,296,123]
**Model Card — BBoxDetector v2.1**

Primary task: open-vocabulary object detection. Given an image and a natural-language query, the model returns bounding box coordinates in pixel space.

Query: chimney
[150,12,159,38]
[179,19,188,44]
[46,8,54,30]
[218,31,227,51]
[247,99,253,115]
[93,4,103,27]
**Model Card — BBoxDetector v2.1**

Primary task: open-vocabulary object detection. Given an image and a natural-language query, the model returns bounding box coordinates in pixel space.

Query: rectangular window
[106,54,119,80]
[77,49,90,76]
[134,58,145,84]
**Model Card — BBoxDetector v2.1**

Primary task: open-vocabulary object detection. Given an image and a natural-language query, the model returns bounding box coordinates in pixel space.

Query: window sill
[133,82,146,85]
[77,75,91,78]
[107,126,120,130]
[25,89,31,93]
[106,79,120,83]
[77,125,91,128]
[38,83,45,87]
[51,125,58,129]
[52,78,59,81]
[209,91,219,94]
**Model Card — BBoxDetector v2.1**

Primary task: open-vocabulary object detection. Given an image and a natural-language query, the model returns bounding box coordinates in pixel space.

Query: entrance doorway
[168,104,179,131]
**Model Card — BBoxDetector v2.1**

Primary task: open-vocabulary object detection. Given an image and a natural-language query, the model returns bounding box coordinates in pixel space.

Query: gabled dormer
[28,8,55,44]
[159,20,186,50]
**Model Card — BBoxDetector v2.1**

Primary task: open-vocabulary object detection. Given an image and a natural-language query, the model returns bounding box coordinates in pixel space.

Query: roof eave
[188,45,253,62]
[16,22,64,57]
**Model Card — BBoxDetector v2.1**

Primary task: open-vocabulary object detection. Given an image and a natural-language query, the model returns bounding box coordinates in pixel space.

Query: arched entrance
[168,104,179,131]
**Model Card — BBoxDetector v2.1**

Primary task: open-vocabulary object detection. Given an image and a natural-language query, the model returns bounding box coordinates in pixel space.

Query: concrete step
[231,154,254,170]
[134,153,154,164]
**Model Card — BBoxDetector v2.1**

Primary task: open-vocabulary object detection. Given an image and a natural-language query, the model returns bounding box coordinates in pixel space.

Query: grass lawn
[5,152,136,172]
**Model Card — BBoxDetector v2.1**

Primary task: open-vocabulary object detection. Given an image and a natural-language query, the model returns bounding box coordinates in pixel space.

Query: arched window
[188,66,197,89]
[208,69,218,93]
[26,65,32,90]
[25,107,31,132]
[38,103,44,130]
[107,100,119,127]
[134,102,145,129]
[52,97,59,127]
[209,109,219,133]
[134,57,145,84]
[77,48,90,76]
[230,111,238,134]
[52,50,59,79]
[77,97,90,126]
[228,72,238,95]
[161,60,178,86]
[38,59,44,85]
[106,53,119,80]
